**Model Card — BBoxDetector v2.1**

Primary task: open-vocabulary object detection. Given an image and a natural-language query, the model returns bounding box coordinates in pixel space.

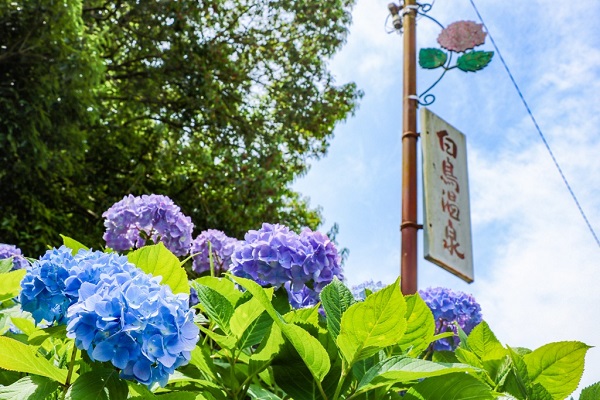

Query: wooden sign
[421,108,474,283]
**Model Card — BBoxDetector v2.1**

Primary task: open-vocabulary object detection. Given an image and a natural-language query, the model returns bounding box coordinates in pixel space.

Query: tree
[1,0,361,255]
[0,0,103,255]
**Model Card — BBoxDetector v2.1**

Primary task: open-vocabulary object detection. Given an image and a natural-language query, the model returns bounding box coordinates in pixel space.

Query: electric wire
[468,0,600,248]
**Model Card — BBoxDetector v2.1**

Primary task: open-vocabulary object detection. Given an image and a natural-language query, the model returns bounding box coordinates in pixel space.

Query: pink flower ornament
[437,21,487,53]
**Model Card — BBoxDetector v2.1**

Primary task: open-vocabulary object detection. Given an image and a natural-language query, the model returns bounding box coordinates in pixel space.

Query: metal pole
[401,0,418,295]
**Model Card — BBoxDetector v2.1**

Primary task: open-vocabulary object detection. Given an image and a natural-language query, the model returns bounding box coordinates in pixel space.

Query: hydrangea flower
[66,268,199,387]
[0,243,29,270]
[20,246,79,325]
[350,280,386,301]
[419,287,482,351]
[230,223,343,308]
[190,229,239,275]
[102,194,194,257]
[20,247,139,326]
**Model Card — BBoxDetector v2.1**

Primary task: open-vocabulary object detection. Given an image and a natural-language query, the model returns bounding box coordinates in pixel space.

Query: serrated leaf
[419,48,448,69]
[0,269,26,302]
[456,50,494,72]
[65,369,128,400]
[190,344,218,381]
[230,289,273,341]
[236,312,273,349]
[320,277,355,340]
[0,376,60,400]
[127,243,189,294]
[398,294,435,356]
[467,321,507,361]
[247,384,283,400]
[0,337,68,384]
[193,276,241,305]
[337,278,406,366]
[523,341,590,400]
[60,235,89,255]
[356,356,479,393]
[454,347,483,368]
[580,381,600,400]
[231,275,331,381]
[528,383,553,400]
[403,372,495,399]
[191,283,234,334]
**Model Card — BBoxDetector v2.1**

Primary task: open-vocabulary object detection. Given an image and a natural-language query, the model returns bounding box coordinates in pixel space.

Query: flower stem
[63,344,78,396]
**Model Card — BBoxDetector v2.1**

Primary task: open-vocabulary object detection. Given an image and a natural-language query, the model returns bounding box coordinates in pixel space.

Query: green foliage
[127,243,190,295]
[456,50,495,72]
[1,0,362,254]
[418,48,448,69]
[0,244,595,399]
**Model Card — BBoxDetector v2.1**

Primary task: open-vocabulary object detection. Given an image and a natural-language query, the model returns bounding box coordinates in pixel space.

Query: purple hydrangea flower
[350,280,386,301]
[19,247,139,326]
[230,223,343,308]
[102,194,194,257]
[0,243,29,270]
[190,230,239,275]
[66,268,199,387]
[419,287,482,351]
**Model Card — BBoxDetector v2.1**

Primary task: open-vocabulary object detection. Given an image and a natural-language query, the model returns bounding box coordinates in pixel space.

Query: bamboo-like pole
[400,0,418,295]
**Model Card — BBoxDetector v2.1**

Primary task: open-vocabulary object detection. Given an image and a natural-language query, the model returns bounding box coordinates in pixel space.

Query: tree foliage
[0,0,361,253]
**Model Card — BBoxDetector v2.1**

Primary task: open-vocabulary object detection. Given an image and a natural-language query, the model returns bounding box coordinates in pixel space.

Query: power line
[469,0,600,248]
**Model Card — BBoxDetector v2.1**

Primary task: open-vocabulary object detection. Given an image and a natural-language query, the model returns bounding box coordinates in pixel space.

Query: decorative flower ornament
[437,21,487,53]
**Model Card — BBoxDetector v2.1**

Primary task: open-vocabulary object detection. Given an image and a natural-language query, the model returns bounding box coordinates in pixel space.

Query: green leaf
[127,243,189,294]
[191,283,234,334]
[0,376,61,400]
[247,384,283,400]
[0,259,14,274]
[528,383,553,400]
[236,312,273,349]
[397,294,435,356]
[456,50,494,72]
[523,341,590,400]
[230,289,273,341]
[190,344,218,381]
[0,337,68,384]
[337,278,406,366]
[356,356,480,393]
[0,269,26,302]
[403,372,495,399]
[467,321,506,361]
[192,276,242,306]
[454,347,483,369]
[320,277,355,340]
[65,369,128,400]
[231,275,331,381]
[60,235,89,255]
[580,381,600,400]
[419,48,448,69]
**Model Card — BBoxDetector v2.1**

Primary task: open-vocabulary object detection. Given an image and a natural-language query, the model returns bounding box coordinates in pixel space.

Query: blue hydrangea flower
[102,194,194,257]
[350,280,386,301]
[20,246,79,325]
[230,223,343,308]
[419,287,482,351]
[20,247,139,326]
[0,243,29,270]
[66,269,199,387]
[190,229,239,275]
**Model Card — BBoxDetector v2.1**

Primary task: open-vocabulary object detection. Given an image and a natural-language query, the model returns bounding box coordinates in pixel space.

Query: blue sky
[294,0,600,394]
